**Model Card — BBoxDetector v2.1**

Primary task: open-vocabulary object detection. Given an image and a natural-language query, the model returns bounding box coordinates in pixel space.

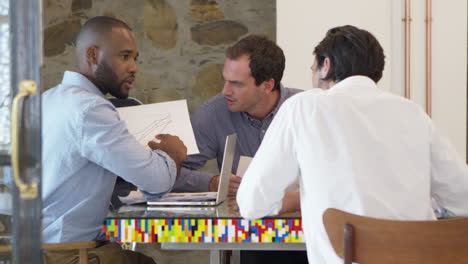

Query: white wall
[277,0,394,92]
[278,0,467,160]
[431,0,467,160]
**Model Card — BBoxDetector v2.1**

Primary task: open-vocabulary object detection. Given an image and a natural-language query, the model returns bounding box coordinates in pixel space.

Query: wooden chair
[0,241,98,264]
[323,208,468,264]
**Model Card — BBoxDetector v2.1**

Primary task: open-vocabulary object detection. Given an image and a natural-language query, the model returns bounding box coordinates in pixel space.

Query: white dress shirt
[42,71,177,243]
[237,76,468,264]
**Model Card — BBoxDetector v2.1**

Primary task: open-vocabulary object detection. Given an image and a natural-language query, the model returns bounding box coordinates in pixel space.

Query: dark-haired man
[172,35,306,264]
[237,25,468,263]
[174,35,301,197]
[42,16,187,263]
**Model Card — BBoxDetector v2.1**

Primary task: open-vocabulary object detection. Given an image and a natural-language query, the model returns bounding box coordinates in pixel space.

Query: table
[103,197,305,264]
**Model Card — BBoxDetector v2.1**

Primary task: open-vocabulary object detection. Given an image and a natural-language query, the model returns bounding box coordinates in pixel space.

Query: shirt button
[261,130,265,133]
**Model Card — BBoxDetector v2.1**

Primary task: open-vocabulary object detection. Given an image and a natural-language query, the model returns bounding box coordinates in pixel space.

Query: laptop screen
[146,133,237,206]
[215,133,237,204]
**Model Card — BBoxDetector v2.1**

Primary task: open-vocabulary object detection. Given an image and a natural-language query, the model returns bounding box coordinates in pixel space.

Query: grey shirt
[173,85,302,192]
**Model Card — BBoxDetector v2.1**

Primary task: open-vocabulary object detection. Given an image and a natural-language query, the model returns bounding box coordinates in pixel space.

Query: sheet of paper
[236,156,253,177]
[118,190,146,205]
[117,99,199,154]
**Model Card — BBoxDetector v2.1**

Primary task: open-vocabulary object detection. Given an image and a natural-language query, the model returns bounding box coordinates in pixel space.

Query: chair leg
[343,223,354,264]
[79,248,88,264]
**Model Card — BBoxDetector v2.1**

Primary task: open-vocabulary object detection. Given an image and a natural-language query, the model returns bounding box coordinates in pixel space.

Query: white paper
[236,156,253,177]
[0,193,12,215]
[118,190,146,204]
[117,99,199,154]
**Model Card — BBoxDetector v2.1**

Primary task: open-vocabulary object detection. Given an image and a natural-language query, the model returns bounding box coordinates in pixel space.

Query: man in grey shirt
[172,35,307,264]
[174,35,302,197]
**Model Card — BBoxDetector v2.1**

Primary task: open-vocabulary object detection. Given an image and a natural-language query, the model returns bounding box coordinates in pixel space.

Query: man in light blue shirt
[42,16,186,264]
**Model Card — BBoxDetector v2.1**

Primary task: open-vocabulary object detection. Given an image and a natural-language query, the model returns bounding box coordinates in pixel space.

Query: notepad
[236,156,253,177]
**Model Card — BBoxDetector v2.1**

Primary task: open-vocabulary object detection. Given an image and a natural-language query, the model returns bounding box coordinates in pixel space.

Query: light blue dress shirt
[42,71,176,243]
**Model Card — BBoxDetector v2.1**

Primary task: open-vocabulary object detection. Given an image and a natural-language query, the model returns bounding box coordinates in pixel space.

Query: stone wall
[42,0,276,113]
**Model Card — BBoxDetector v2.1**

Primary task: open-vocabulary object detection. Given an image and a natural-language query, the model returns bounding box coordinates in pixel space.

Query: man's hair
[313,25,385,83]
[76,16,132,46]
[225,35,285,91]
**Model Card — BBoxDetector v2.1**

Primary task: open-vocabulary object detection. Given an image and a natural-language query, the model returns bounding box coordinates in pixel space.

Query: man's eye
[121,55,129,60]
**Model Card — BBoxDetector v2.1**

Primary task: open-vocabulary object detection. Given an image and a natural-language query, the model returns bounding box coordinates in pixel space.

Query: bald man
[42,16,186,264]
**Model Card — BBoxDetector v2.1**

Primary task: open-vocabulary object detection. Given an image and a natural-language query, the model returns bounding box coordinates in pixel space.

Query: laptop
[147,133,237,206]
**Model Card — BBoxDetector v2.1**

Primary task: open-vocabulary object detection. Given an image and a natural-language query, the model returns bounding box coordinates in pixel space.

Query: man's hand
[209,173,242,196]
[279,191,301,214]
[148,134,187,175]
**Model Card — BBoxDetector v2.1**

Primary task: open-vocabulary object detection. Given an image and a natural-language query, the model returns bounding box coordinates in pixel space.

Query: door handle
[11,80,38,200]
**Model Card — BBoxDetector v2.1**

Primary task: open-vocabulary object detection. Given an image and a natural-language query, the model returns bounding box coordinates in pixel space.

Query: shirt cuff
[141,149,177,200]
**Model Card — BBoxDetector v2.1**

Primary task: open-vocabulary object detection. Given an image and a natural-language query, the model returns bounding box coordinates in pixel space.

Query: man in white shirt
[42,16,187,264]
[237,25,468,264]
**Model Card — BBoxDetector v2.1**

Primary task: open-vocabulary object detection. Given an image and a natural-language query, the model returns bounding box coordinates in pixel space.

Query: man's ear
[262,78,275,94]
[86,45,98,65]
[320,57,331,79]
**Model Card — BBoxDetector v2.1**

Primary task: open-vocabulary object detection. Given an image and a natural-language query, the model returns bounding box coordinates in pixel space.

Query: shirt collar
[329,75,379,94]
[61,71,107,100]
[271,83,291,115]
[241,83,289,123]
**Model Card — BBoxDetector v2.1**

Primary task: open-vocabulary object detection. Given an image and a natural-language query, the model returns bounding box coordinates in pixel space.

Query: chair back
[323,208,468,264]
[1,241,98,264]
[108,97,143,108]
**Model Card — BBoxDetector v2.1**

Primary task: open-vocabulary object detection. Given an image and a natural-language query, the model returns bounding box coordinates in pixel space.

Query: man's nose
[222,81,231,96]
[129,59,138,74]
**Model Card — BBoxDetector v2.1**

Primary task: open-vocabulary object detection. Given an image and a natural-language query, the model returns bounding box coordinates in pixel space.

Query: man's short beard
[95,60,127,99]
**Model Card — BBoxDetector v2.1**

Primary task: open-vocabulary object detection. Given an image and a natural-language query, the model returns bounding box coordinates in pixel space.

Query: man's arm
[237,99,300,219]
[430,124,468,216]
[279,191,301,214]
[172,134,219,192]
[172,167,215,192]
[80,101,181,195]
[172,100,222,192]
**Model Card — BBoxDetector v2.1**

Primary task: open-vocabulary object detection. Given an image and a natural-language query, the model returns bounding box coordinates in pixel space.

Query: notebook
[147,133,237,206]
[236,155,253,177]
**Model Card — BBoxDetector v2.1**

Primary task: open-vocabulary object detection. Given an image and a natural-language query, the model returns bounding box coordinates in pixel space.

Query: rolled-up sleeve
[79,100,176,195]
[173,167,215,192]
